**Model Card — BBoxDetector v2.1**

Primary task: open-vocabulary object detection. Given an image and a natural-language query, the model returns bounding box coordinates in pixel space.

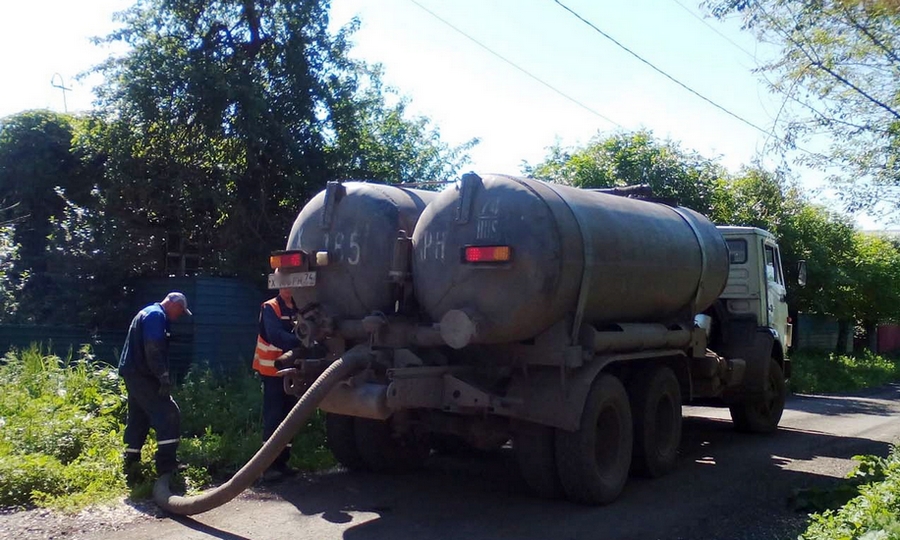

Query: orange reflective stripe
[253,299,286,376]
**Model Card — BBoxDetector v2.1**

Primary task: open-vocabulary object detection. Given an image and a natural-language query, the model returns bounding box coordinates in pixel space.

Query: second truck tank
[411,173,730,344]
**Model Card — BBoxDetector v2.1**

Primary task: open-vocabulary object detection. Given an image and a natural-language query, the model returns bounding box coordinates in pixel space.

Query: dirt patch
[0,500,160,540]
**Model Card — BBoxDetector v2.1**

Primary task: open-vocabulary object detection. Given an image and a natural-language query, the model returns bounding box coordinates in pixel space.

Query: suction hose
[153,345,372,515]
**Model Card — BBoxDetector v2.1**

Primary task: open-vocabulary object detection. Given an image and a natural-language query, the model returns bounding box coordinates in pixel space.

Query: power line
[407,0,623,128]
[552,0,777,139]
[669,0,758,61]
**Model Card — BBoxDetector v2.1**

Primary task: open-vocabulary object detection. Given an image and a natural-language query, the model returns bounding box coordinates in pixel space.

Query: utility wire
[407,0,623,128]
[552,0,776,138]
[669,0,758,61]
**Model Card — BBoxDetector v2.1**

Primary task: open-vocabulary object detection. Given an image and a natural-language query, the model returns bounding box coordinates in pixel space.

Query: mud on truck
[262,172,805,506]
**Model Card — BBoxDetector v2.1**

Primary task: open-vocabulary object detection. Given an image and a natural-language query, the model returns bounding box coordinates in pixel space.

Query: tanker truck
[262,173,802,506]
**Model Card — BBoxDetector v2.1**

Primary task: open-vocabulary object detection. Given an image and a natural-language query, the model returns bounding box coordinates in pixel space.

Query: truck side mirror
[797,260,807,287]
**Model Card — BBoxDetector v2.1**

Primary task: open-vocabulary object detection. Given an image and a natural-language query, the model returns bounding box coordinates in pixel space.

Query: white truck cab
[717,226,792,357]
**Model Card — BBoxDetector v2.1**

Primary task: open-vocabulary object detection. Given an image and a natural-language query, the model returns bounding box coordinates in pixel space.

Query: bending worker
[252,287,300,481]
[119,291,192,482]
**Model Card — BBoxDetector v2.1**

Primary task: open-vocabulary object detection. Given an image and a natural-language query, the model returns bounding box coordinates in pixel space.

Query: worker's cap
[163,291,193,316]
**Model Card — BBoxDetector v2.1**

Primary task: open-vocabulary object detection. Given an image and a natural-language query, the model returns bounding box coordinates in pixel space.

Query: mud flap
[720,325,776,403]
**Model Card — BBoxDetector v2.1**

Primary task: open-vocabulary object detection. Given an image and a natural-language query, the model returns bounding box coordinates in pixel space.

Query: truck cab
[717,226,791,359]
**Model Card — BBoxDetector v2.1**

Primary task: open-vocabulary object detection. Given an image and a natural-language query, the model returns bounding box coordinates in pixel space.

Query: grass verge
[799,446,900,540]
[0,345,333,512]
[789,350,900,394]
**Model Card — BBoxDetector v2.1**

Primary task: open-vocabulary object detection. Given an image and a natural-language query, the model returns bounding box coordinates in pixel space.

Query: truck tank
[286,181,436,318]
[411,173,729,345]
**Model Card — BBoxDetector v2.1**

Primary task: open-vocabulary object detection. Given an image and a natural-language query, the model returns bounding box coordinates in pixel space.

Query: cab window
[726,239,747,264]
[764,244,783,285]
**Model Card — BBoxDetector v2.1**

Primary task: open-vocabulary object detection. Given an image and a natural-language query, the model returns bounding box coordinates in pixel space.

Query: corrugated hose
[152,345,371,515]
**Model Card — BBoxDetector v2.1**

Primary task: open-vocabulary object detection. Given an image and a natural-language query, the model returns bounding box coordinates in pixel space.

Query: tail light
[462,245,512,263]
[270,250,306,270]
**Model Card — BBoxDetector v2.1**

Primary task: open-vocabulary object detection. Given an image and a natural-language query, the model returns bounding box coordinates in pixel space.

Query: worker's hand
[158,373,172,397]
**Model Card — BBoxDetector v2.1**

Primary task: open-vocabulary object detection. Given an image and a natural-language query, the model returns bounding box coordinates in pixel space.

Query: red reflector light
[463,246,512,263]
[270,251,304,269]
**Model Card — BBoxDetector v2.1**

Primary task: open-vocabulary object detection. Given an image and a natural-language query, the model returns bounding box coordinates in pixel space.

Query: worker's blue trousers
[122,374,181,474]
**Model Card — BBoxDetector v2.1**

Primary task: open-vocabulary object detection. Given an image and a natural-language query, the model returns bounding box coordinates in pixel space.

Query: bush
[174,365,334,475]
[800,447,900,539]
[0,453,68,507]
[0,346,126,509]
[0,345,334,511]
[790,350,900,394]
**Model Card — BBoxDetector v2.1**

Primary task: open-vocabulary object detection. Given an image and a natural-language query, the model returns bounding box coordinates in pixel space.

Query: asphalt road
[89,384,900,540]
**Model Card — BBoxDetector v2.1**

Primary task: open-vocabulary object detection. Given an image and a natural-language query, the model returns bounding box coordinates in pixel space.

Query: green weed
[789,350,900,394]
[0,345,333,512]
[800,446,900,540]
[0,345,126,509]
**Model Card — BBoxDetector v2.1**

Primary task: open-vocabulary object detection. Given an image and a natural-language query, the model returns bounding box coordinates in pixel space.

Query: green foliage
[0,111,95,325]
[174,365,334,475]
[705,0,900,213]
[523,130,726,216]
[789,350,900,394]
[84,0,475,281]
[791,455,891,513]
[0,346,333,511]
[800,446,900,540]
[0,346,126,509]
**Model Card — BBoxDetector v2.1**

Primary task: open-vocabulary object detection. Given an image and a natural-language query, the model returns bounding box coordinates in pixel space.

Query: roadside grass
[789,350,900,394]
[799,446,900,540]
[0,345,126,511]
[0,345,333,512]
[788,351,900,539]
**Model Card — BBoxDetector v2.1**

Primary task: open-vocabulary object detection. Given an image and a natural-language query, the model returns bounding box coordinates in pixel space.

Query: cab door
[763,241,789,352]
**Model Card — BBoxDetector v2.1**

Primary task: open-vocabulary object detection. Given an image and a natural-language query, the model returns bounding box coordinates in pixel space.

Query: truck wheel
[555,373,632,505]
[729,358,786,433]
[325,413,368,471]
[514,423,563,499]
[628,365,682,478]
[354,417,430,472]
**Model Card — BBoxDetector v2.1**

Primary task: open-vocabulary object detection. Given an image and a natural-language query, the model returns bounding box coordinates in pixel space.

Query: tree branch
[752,0,900,121]
[841,5,900,68]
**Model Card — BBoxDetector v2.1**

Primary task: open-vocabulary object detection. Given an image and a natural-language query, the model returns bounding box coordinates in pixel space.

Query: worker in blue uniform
[119,291,192,483]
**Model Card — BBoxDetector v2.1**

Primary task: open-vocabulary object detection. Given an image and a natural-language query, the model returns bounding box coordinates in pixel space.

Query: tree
[849,232,900,349]
[0,111,88,322]
[705,0,900,214]
[523,130,727,216]
[90,0,474,279]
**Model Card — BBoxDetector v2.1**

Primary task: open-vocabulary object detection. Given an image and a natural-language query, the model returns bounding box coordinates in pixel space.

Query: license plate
[268,271,316,289]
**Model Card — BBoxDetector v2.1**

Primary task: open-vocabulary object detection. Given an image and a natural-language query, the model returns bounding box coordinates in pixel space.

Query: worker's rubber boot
[123,454,142,486]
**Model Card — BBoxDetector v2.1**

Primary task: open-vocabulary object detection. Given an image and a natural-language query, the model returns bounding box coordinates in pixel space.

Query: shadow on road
[789,384,900,417]
[257,406,893,540]
[170,515,253,540]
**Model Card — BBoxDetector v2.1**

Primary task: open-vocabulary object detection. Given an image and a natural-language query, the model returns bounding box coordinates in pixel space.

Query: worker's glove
[158,373,172,397]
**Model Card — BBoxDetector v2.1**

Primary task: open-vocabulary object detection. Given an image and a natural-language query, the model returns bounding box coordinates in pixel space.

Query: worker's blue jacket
[118,303,170,381]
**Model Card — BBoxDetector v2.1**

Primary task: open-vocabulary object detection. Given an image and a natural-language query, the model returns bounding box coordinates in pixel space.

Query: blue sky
[0,0,880,227]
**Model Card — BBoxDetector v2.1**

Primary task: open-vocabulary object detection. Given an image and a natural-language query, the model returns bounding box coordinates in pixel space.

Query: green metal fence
[1,276,268,377]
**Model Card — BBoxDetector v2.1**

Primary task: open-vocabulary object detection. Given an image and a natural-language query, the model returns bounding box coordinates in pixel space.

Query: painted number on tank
[323,231,362,265]
[421,231,446,262]
[476,199,500,240]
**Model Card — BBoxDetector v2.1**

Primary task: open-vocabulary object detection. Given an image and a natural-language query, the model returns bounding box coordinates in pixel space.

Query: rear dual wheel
[514,423,563,499]
[324,413,368,471]
[555,374,633,505]
[325,413,430,472]
[354,417,430,472]
[628,366,682,478]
